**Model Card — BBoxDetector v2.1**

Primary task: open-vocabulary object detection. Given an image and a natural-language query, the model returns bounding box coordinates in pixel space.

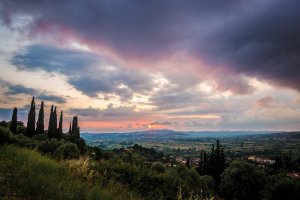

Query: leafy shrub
[151,162,166,173]
[38,139,63,154]
[219,161,266,200]
[11,134,37,148]
[33,133,48,141]
[203,175,215,192]
[73,137,87,153]
[54,143,80,159]
[269,176,300,200]
[0,120,9,127]
[0,126,12,144]
[87,146,105,160]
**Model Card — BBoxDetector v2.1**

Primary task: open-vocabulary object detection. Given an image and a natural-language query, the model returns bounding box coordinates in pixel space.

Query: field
[82,130,300,160]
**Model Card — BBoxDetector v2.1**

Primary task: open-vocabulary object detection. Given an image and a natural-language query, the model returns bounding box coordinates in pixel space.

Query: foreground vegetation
[1,125,300,199]
[0,145,138,200]
[0,97,300,199]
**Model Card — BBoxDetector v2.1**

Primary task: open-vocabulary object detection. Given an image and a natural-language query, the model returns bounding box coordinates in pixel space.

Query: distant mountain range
[81,129,282,140]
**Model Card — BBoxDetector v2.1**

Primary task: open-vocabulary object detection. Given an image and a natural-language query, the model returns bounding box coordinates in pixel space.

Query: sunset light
[0,0,300,133]
[1,1,300,199]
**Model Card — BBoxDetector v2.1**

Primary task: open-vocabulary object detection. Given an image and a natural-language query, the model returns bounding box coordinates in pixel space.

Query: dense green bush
[219,161,266,200]
[73,137,87,153]
[0,126,12,144]
[151,162,166,173]
[33,133,49,141]
[203,175,215,192]
[268,176,300,200]
[10,134,38,148]
[54,143,80,159]
[38,139,63,154]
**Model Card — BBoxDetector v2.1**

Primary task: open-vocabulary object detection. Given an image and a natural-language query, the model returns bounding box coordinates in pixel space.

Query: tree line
[9,97,81,143]
[197,139,226,185]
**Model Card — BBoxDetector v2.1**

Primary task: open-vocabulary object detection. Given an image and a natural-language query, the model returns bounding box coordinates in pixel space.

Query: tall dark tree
[10,107,17,134]
[197,140,226,186]
[58,110,63,139]
[198,150,208,175]
[206,140,226,185]
[68,121,72,133]
[26,97,36,137]
[70,116,86,152]
[36,101,44,134]
[53,107,58,138]
[70,116,80,139]
[213,139,226,185]
[47,105,54,138]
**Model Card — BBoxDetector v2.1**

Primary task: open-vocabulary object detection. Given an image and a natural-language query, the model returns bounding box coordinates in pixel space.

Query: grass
[0,145,139,200]
[0,145,87,199]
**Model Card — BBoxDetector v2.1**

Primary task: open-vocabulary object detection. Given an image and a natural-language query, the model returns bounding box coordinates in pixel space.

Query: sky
[0,0,300,132]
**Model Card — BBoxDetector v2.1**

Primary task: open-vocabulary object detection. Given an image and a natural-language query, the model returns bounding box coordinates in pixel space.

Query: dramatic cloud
[1,0,300,91]
[12,44,156,99]
[5,83,38,96]
[1,0,300,131]
[37,94,66,104]
[213,75,255,95]
[150,84,206,111]
[1,81,66,104]
[196,1,300,91]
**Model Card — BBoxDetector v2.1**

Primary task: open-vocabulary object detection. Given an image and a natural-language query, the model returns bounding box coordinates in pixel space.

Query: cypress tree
[36,101,44,134]
[10,107,17,134]
[71,116,77,134]
[203,140,226,186]
[198,150,209,175]
[68,121,72,133]
[58,110,63,139]
[53,107,58,138]
[71,116,80,140]
[70,116,85,152]
[26,97,36,137]
[47,105,54,138]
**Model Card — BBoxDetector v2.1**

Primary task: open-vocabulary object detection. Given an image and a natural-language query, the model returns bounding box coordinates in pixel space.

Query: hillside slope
[0,145,138,200]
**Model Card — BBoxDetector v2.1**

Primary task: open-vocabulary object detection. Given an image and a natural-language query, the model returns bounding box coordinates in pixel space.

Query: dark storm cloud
[2,0,300,91]
[0,0,238,58]
[11,45,102,73]
[1,81,66,104]
[12,45,155,99]
[5,83,38,95]
[37,94,66,103]
[196,1,300,91]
